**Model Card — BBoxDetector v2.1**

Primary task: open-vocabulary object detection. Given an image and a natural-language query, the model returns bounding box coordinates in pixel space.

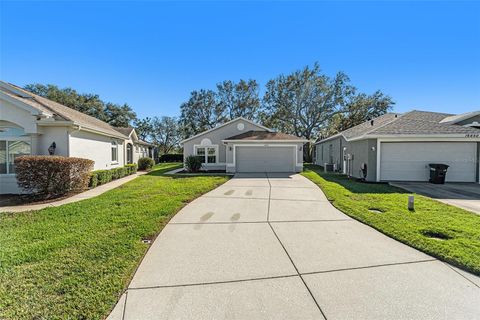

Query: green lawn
[302,165,480,275]
[0,163,228,320]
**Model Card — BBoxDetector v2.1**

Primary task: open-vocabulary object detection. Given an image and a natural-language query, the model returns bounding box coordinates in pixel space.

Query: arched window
[111,141,118,162]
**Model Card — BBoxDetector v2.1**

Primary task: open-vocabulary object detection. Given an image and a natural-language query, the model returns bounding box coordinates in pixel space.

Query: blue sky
[1,1,479,119]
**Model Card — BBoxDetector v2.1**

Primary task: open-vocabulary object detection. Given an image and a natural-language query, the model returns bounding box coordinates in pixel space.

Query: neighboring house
[0,81,153,194]
[181,117,306,173]
[114,127,155,164]
[314,110,480,183]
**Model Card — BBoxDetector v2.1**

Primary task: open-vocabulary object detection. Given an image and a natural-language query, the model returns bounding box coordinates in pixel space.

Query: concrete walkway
[0,172,147,213]
[109,173,480,320]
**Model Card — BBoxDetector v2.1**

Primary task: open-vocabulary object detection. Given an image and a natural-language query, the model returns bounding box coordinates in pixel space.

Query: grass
[0,163,229,320]
[302,164,480,276]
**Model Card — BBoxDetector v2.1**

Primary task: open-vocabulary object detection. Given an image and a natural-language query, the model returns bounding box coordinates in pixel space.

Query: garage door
[236,146,295,172]
[380,142,477,182]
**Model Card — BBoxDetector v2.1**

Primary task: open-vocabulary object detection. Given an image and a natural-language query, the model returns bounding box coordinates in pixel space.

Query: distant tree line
[25,63,394,160]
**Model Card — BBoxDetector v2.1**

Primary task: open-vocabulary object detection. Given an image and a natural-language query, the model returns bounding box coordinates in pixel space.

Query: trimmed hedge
[159,154,183,163]
[138,157,154,171]
[15,156,94,197]
[88,164,138,188]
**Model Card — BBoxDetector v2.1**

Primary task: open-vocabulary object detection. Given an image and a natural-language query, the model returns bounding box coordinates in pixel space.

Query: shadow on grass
[304,164,408,195]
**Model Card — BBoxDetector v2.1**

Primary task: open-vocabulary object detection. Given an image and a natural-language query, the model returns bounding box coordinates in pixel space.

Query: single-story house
[181,117,306,173]
[114,127,155,164]
[314,110,480,183]
[0,81,154,194]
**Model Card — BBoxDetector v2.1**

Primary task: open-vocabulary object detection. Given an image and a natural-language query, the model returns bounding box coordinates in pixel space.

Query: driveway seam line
[266,172,328,320]
[121,290,128,320]
[300,259,437,276]
[169,219,353,225]
[203,195,329,202]
[443,262,480,288]
[127,274,299,291]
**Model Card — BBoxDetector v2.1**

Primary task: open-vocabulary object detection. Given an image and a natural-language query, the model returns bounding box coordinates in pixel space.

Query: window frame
[0,138,31,175]
[111,141,119,163]
[194,144,218,165]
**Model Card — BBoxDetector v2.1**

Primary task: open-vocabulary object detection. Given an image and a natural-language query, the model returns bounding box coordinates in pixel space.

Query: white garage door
[380,142,477,182]
[236,146,295,172]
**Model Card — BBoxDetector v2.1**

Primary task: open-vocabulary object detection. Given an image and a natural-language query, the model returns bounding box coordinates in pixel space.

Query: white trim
[347,131,480,142]
[180,117,273,145]
[223,139,308,143]
[0,91,50,116]
[376,139,381,182]
[440,111,480,124]
[194,144,219,165]
[233,144,298,172]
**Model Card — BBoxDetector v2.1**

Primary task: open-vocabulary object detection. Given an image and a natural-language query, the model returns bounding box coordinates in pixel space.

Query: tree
[179,89,224,138]
[179,80,261,138]
[134,117,154,141]
[151,116,181,154]
[325,90,394,135]
[24,84,107,121]
[217,79,260,120]
[24,83,137,127]
[260,63,394,161]
[104,103,137,127]
[261,63,351,161]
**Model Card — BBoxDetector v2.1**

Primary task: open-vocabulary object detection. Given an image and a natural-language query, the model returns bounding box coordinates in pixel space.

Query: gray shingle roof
[317,110,480,144]
[369,110,480,136]
[114,127,135,137]
[1,81,128,139]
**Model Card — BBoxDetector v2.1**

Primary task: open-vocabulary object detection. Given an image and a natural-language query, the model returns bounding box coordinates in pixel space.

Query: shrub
[95,170,112,185]
[125,163,138,174]
[89,172,99,188]
[159,154,183,163]
[15,156,94,197]
[138,157,154,171]
[185,155,202,173]
[111,167,127,180]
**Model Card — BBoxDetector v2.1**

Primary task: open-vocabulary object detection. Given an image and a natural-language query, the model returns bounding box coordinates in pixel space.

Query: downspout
[68,125,82,156]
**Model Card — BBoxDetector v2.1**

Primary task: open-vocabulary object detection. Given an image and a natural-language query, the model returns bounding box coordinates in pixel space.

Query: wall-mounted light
[299,146,303,151]
[371,146,376,151]
[343,147,347,151]
[229,146,232,151]
[48,142,56,155]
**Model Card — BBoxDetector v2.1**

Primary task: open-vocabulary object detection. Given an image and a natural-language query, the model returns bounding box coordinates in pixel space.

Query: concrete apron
[109,173,480,320]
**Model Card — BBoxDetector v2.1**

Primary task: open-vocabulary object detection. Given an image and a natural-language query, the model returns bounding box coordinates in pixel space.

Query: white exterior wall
[37,126,70,156]
[69,130,124,170]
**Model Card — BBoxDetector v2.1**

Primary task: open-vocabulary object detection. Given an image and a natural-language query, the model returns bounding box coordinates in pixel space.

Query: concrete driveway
[109,173,480,320]
[391,182,480,214]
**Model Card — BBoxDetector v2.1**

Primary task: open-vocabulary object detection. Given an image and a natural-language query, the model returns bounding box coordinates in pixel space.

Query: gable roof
[180,117,273,144]
[224,130,305,141]
[0,81,128,139]
[114,127,135,137]
[440,111,480,124]
[316,110,480,144]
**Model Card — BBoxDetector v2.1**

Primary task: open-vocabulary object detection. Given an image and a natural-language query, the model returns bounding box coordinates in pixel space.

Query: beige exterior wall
[69,130,125,170]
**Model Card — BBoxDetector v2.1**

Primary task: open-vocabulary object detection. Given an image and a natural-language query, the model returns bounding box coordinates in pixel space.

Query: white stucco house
[0,81,154,194]
[314,110,480,183]
[181,117,306,173]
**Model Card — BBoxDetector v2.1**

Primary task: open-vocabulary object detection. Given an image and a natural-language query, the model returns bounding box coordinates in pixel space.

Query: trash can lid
[428,163,449,169]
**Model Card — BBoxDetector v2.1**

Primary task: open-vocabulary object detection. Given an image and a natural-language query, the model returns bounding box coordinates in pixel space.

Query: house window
[111,141,118,162]
[0,140,31,174]
[194,145,217,164]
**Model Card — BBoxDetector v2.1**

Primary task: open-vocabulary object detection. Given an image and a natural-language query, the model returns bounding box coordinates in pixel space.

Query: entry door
[127,144,133,164]
[236,146,295,172]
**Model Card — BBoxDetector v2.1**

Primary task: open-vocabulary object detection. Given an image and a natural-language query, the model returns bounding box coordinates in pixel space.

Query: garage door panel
[380,142,476,182]
[236,146,295,173]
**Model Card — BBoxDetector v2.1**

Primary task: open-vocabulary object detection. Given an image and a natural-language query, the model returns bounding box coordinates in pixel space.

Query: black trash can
[428,163,449,184]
